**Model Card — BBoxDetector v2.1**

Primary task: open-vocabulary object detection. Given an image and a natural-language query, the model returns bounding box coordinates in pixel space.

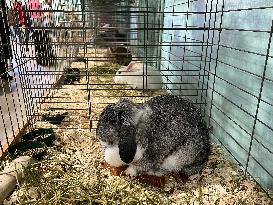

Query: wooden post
[0,156,35,204]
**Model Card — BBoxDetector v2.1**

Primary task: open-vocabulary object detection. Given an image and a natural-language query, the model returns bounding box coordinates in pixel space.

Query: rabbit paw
[125,165,138,176]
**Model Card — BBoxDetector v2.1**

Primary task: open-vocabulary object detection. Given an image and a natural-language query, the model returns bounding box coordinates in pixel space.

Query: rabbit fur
[114,62,163,90]
[96,95,210,177]
[109,47,132,66]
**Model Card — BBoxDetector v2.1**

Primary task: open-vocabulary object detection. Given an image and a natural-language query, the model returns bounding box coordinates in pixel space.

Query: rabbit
[108,46,132,66]
[96,95,210,177]
[114,62,163,90]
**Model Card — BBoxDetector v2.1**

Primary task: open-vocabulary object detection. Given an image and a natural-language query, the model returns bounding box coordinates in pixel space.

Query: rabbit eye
[109,114,118,124]
[105,109,117,123]
[118,71,122,74]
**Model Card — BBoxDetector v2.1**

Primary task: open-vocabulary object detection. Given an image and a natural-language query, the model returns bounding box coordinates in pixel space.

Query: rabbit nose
[100,142,107,148]
[101,141,114,149]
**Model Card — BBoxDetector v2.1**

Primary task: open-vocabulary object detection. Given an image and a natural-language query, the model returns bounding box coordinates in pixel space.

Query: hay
[1,49,273,205]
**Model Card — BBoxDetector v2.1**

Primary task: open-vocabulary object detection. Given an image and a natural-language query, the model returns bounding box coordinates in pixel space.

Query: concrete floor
[0,38,69,154]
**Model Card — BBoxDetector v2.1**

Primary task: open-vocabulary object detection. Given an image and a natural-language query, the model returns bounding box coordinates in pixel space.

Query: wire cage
[0,0,273,202]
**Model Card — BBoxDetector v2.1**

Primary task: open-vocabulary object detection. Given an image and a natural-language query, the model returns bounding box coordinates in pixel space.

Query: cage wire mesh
[0,0,273,199]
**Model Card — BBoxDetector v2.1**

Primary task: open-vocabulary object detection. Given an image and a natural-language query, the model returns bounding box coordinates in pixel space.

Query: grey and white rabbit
[114,62,163,90]
[96,95,210,177]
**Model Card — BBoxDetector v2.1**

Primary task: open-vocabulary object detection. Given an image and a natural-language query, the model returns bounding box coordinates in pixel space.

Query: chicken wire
[0,0,272,199]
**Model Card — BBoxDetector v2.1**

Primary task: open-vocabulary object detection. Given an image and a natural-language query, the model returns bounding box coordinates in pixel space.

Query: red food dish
[101,161,189,188]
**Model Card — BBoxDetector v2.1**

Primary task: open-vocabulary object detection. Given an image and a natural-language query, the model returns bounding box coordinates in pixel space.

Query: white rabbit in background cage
[114,62,163,90]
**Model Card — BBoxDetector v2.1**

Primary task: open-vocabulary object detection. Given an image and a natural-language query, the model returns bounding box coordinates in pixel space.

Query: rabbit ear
[108,99,137,164]
[127,62,135,71]
[118,119,137,164]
